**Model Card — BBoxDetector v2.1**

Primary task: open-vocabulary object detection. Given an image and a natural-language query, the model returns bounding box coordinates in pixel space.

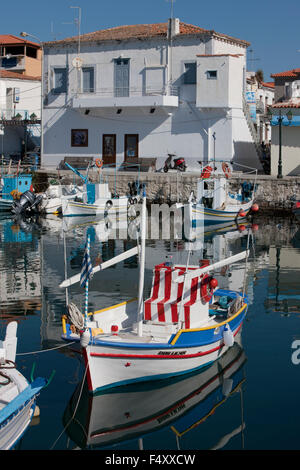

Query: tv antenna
[166,0,176,19]
[63,6,82,59]
[247,48,260,70]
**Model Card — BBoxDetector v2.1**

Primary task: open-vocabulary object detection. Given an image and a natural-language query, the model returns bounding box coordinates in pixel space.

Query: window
[184,62,196,84]
[53,67,67,94]
[82,67,94,93]
[207,70,217,80]
[71,129,88,147]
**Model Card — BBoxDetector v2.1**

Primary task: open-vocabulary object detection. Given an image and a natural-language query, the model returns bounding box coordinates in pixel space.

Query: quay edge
[35,169,300,215]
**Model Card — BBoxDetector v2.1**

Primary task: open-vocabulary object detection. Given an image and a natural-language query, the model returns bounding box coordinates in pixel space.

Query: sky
[1,0,300,81]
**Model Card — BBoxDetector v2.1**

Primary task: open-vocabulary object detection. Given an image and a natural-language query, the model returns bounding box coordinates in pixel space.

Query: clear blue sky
[2,0,299,81]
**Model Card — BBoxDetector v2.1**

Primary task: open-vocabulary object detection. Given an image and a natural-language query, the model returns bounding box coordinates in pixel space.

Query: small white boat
[186,164,258,227]
[40,184,84,215]
[61,181,130,217]
[0,321,46,450]
[63,339,246,449]
[60,196,250,394]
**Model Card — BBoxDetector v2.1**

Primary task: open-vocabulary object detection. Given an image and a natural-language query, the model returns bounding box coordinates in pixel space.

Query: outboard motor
[12,190,43,216]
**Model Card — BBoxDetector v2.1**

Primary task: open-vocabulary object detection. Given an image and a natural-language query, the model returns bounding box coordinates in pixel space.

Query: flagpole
[84,234,90,328]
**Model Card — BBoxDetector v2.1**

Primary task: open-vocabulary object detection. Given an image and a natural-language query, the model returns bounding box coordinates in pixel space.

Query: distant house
[0,35,42,160]
[0,71,41,159]
[269,68,300,177]
[0,35,42,78]
[246,72,274,145]
[41,19,263,172]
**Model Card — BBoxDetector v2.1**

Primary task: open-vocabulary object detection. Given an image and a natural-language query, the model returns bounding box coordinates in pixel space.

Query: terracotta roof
[0,70,41,81]
[272,99,300,109]
[261,81,275,89]
[44,21,250,47]
[271,68,300,78]
[0,34,40,48]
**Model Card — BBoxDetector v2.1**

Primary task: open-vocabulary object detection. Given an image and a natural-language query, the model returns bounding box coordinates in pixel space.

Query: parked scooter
[163,153,187,172]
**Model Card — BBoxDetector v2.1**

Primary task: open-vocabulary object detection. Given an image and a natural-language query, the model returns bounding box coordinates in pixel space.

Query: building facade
[269,68,300,177]
[41,19,263,172]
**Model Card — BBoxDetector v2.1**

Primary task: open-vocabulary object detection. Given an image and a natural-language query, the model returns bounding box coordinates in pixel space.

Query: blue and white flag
[80,239,93,288]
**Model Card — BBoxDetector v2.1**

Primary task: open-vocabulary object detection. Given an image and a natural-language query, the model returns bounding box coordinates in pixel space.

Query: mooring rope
[16,341,77,356]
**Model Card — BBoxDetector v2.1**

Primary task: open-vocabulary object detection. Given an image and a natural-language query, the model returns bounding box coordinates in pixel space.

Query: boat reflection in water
[63,335,246,450]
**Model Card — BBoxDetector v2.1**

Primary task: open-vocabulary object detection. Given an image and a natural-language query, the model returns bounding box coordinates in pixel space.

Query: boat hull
[83,311,246,394]
[191,201,253,226]
[62,197,129,217]
[0,198,13,212]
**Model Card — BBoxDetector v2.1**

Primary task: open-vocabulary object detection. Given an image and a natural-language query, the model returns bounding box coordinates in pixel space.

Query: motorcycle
[163,153,187,172]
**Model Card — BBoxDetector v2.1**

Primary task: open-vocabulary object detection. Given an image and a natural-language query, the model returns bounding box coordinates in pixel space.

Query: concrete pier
[35,168,300,214]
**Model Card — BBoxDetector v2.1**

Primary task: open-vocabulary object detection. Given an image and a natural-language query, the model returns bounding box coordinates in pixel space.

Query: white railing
[73,85,179,98]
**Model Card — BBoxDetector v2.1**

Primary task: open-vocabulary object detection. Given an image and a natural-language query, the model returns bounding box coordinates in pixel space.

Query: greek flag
[80,239,93,288]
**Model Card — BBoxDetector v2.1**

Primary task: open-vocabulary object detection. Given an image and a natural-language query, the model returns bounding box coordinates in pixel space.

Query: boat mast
[137,193,147,336]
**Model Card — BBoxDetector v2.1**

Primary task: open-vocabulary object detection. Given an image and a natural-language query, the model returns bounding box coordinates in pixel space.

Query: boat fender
[200,275,217,303]
[200,165,212,180]
[251,203,259,212]
[222,162,231,179]
[95,158,103,168]
[80,329,90,348]
[223,324,234,347]
[222,378,233,397]
[111,325,119,335]
[238,209,246,218]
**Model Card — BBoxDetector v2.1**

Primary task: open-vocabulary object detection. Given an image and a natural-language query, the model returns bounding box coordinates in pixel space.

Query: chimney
[168,18,180,39]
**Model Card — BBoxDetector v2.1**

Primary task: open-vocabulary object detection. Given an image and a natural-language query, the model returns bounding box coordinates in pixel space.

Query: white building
[42,19,263,172]
[269,68,300,177]
[0,70,41,158]
[246,72,274,145]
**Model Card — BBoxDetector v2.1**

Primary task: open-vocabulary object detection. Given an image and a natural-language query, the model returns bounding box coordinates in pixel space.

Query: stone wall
[37,169,300,213]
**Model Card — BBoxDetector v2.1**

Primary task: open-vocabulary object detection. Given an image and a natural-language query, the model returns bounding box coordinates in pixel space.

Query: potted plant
[30,113,37,121]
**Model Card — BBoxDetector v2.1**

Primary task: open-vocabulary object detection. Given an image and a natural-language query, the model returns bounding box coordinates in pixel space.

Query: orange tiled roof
[261,81,275,89]
[271,68,300,78]
[0,34,39,47]
[0,70,41,80]
[44,22,250,47]
[272,101,300,108]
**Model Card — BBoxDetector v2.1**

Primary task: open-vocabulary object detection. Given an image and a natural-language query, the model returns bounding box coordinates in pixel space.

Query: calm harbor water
[1,211,300,451]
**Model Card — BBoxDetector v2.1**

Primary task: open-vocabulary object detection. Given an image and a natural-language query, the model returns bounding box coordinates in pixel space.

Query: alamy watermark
[291,340,300,365]
[104,202,199,241]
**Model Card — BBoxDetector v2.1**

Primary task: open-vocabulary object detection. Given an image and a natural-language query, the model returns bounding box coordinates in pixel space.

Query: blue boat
[0,174,32,212]
[0,322,46,450]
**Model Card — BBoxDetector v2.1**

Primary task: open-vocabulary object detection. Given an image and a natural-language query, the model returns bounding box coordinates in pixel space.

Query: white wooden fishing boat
[60,196,250,393]
[63,339,246,449]
[186,165,259,227]
[61,181,130,217]
[40,183,84,215]
[60,161,135,217]
[0,321,46,450]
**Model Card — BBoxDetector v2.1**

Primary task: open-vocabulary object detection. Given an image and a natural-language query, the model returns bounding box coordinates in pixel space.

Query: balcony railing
[0,109,40,121]
[72,85,179,99]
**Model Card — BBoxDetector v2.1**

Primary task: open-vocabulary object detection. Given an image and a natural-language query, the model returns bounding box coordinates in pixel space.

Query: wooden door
[124,134,138,163]
[114,59,129,97]
[102,134,116,166]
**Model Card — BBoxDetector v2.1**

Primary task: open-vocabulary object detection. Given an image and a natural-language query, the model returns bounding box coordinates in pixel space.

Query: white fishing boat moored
[60,194,251,393]
[186,163,259,227]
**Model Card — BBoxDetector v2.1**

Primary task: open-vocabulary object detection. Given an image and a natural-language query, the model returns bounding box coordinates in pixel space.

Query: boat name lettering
[157,403,186,423]
[158,351,187,355]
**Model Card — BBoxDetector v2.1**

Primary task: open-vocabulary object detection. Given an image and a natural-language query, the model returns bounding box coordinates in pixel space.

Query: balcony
[0,55,25,72]
[0,109,40,125]
[71,86,179,112]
